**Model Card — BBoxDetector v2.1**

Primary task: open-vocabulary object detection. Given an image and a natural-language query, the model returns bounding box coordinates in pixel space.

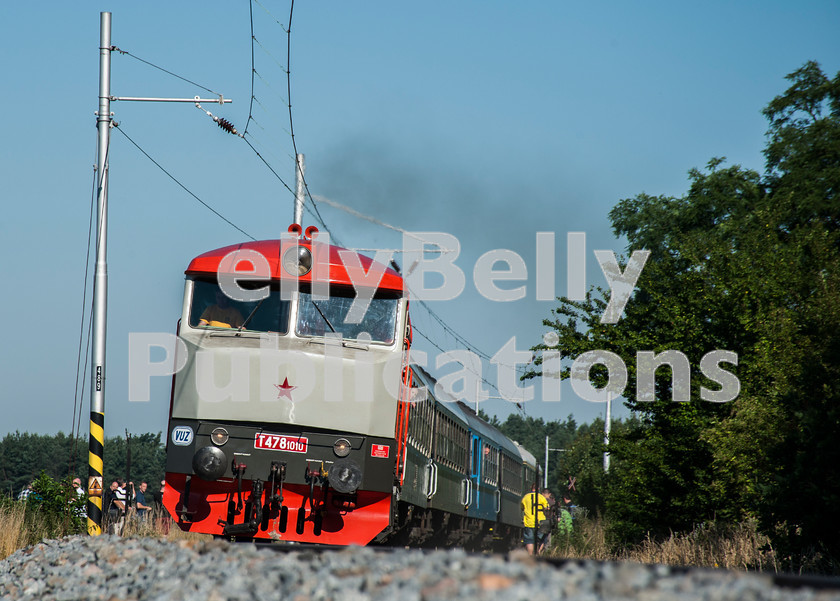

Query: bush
[19,472,85,539]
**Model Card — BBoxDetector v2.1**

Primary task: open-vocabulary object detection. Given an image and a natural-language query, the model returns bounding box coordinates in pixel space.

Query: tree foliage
[484,410,643,516]
[481,412,578,492]
[0,432,86,497]
[0,431,166,497]
[527,61,840,561]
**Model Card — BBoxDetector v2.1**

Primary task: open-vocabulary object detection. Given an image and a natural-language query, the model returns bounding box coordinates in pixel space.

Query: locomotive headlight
[333,438,351,457]
[329,458,362,494]
[210,427,229,446]
[283,246,312,276]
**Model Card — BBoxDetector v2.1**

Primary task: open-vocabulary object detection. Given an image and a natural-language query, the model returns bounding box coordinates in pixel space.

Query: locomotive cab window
[296,284,400,344]
[189,279,291,333]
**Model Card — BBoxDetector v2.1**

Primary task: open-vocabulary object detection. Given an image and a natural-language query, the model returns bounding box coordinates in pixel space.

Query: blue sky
[1,1,838,438]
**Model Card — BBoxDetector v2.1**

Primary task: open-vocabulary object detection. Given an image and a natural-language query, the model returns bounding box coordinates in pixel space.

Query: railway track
[252,539,840,593]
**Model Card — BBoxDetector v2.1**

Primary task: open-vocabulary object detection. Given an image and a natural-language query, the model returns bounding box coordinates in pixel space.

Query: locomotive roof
[185,238,404,292]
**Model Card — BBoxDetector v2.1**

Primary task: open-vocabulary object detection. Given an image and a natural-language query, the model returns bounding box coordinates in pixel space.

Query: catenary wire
[311,194,453,248]
[74,306,94,467]
[240,0,338,243]
[417,299,527,377]
[244,0,257,136]
[244,3,525,405]
[254,36,288,74]
[253,0,288,29]
[284,0,329,233]
[113,124,256,241]
[112,47,222,97]
[70,151,100,473]
[253,96,293,136]
[243,0,333,239]
[412,324,519,407]
[73,128,115,470]
[254,69,290,106]
[245,122,296,167]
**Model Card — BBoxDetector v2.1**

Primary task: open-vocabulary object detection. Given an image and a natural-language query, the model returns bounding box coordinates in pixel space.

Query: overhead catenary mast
[86,11,233,536]
[87,10,112,536]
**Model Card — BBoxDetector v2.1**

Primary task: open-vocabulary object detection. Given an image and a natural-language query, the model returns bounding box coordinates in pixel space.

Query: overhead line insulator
[195,99,240,137]
[215,117,238,135]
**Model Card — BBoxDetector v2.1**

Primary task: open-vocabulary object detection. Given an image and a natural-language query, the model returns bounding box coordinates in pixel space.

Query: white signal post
[544,436,565,489]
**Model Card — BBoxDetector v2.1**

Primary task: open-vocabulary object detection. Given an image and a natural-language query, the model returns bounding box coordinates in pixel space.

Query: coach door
[470,434,481,510]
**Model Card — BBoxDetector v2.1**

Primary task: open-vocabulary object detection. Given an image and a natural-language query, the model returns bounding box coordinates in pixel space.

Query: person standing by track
[521,484,550,555]
[110,480,127,535]
[134,482,153,522]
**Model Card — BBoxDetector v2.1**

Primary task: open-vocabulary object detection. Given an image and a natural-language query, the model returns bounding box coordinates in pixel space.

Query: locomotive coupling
[221,478,263,538]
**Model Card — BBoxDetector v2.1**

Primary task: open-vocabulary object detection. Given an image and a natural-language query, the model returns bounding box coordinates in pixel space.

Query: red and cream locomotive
[163,224,538,546]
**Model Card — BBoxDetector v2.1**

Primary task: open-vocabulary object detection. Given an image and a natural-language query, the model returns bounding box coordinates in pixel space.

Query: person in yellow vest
[521,483,550,555]
[199,290,244,329]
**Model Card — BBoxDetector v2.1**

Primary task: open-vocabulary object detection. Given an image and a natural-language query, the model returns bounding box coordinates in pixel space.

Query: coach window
[189,279,291,333]
[296,285,399,344]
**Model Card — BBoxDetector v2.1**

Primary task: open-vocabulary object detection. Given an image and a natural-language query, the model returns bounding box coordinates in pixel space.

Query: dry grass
[0,502,29,560]
[118,510,210,542]
[547,517,778,572]
[0,501,818,574]
[629,522,777,571]
[545,515,615,562]
[0,502,80,561]
[0,504,209,561]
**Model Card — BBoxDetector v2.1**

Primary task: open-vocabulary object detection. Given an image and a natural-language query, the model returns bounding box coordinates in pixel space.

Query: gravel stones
[1,535,838,601]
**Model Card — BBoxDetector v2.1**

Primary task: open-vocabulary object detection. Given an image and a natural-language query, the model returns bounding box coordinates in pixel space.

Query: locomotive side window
[189,279,291,333]
[296,285,399,344]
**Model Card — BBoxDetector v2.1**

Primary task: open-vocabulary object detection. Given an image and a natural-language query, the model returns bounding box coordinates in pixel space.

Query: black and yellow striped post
[87,411,105,535]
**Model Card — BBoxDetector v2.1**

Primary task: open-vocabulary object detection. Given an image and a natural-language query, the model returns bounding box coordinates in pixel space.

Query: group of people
[521,484,574,555]
[16,477,169,534]
[102,479,167,535]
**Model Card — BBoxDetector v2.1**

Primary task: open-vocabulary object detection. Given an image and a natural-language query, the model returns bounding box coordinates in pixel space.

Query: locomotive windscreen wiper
[237,298,266,333]
[309,299,337,333]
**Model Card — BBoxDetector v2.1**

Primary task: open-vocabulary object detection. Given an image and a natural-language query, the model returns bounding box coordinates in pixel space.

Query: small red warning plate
[371,444,390,458]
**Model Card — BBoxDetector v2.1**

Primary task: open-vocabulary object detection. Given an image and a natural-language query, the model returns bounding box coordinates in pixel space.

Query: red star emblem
[275,377,296,401]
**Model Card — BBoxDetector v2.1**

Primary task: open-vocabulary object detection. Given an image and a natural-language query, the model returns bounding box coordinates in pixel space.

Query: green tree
[493,413,577,492]
[527,61,840,560]
[553,416,642,519]
[0,431,165,500]
[103,432,166,490]
[0,432,87,497]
